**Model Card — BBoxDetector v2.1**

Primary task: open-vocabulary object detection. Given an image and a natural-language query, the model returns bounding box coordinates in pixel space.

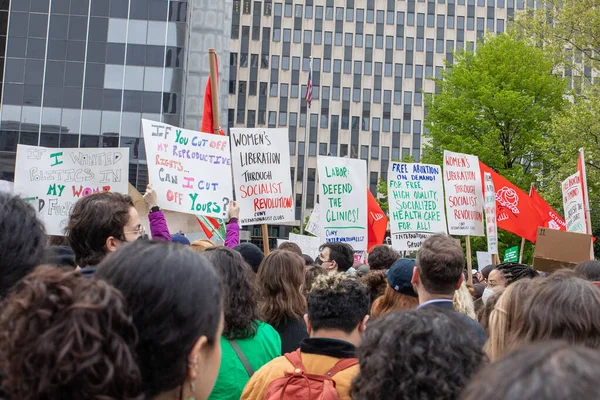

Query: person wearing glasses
[66,191,149,277]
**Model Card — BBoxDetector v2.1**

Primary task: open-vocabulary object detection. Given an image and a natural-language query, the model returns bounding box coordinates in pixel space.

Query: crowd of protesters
[1,188,600,400]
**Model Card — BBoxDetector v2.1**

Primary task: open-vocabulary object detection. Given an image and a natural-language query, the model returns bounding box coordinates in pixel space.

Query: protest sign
[14,144,129,235]
[289,233,321,259]
[141,119,233,219]
[504,246,519,262]
[305,204,320,236]
[476,251,493,271]
[443,150,485,236]
[388,162,447,251]
[318,156,368,251]
[483,172,498,254]
[229,128,294,225]
[562,172,586,234]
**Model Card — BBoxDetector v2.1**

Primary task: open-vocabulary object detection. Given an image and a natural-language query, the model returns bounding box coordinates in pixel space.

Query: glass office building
[0,0,233,191]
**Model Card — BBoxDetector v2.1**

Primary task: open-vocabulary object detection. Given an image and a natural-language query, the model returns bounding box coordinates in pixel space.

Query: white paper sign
[483,172,498,254]
[443,150,485,236]
[289,233,321,258]
[562,172,586,234]
[476,251,493,271]
[142,119,233,219]
[229,128,294,225]
[388,162,447,251]
[318,156,368,251]
[305,204,321,236]
[14,144,129,235]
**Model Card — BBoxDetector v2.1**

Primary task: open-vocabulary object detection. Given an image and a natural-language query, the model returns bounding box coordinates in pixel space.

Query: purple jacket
[225,218,240,248]
[149,210,171,242]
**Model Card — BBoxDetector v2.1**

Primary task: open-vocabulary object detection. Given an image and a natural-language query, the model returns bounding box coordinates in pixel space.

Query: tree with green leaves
[423,32,567,189]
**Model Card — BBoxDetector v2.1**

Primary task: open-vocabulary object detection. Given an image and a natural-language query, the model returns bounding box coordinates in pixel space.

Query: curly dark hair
[462,341,600,400]
[307,273,370,333]
[360,270,388,304]
[351,308,485,400]
[495,262,539,285]
[0,265,142,400]
[0,193,46,299]
[367,245,400,270]
[203,246,260,340]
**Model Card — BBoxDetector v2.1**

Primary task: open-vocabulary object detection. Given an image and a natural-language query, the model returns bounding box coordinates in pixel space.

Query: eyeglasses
[123,225,147,238]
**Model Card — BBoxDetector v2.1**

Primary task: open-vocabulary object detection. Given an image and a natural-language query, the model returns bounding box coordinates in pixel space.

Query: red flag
[367,190,388,252]
[530,186,566,231]
[479,162,544,243]
[200,54,225,136]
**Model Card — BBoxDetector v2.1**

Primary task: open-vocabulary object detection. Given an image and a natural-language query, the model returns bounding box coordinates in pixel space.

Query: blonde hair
[485,279,533,362]
[190,239,216,253]
[453,281,476,320]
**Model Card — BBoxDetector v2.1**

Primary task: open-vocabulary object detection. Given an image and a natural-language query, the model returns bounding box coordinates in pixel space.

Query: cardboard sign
[483,172,498,254]
[533,228,592,271]
[318,156,368,251]
[305,204,321,236]
[388,162,447,251]
[14,144,129,235]
[476,251,493,271]
[503,246,519,263]
[443,151,485,236]
[289,233,321,259]
[230,128,294,225]
[562,172,586,234]
[141,119,233,219]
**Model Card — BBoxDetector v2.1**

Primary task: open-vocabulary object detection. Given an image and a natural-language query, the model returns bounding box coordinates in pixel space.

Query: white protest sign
[0,180,13,193]
[14,144,129,235]
[229,128,294,225]
[476,251,493,271]
[562,172,586,234]
[305,204,321,236]
[142,119,233,219]
[318,156,368,251]
[388,162,447,251]
[484,172,498,254]
[289,233,321,258]
[443,150,485,236]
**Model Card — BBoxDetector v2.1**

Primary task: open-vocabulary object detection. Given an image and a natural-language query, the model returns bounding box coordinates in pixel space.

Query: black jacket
[419,300,487,347]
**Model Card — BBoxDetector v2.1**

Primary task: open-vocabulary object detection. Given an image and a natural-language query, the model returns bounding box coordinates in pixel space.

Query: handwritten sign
[289,233,321,259]
[388,162,447,251]
[562,172,586,233]
[141,119,233,219]
[443,150,485,236]
[305,204,321,236]
[229,128,294,225]
[14,144,129,235]
[317,156,368,251]
[483,172,498,254]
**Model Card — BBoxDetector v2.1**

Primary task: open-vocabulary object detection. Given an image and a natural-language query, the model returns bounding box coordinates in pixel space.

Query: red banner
[530,186,566,231]
[367,190,388,252]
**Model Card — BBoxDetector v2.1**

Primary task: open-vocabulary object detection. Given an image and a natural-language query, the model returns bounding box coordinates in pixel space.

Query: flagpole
[579,148,594,259]
[300,57,312,235]
[208,49,220,135]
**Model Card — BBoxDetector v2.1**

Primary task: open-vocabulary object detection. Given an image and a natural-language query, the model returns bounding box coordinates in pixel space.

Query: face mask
[482,287,494,304]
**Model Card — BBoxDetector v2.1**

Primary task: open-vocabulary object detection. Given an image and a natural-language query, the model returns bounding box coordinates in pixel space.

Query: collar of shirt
[417,298,453,309]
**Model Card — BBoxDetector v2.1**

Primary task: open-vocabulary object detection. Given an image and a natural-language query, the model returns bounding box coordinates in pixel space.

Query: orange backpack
[263,349,358,400]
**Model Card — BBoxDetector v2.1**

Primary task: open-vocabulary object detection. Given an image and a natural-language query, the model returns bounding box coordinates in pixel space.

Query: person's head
[462,341,600,400]
[0,266,142,400]
[360,270,388,304]
[367,245,400,270]
[171,233,191,245]
[43,245,76,268]
[278,241,303,256]
[233,243,265,273]
[66,192,141,268]
[318,242,354,273]
[351,308,485,400]
[191,239,217,253]
[487,262,539,292]
[453,281,476,320]
[0,193,46,299]
[306,273,370,345]
[96,240,223,400]
[412,234,465,298]
[203,246,259,340]
[304,264,327,295]
[486,279,534,361]
[371,259,419,318]
[510,270,600,351]
[477,288,504,336]
[302,254,315,266]
[574,260,600,282]
[480,264,497,281]
[257,250,307,326]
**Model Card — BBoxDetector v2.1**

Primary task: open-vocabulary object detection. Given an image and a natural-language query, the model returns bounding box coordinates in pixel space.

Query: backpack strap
[325,357,359,377]
[284,349,306,372]
[229,339,255,377]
